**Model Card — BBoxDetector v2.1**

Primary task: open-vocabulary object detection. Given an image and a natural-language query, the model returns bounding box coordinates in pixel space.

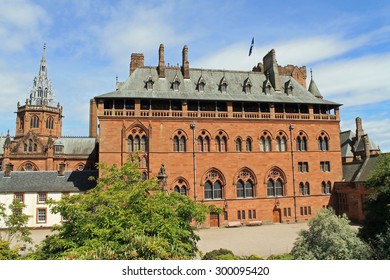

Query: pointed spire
[28,44,56,106]
[308,69,322,99]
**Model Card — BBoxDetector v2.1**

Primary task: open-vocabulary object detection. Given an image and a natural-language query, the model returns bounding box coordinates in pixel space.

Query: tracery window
[296,132,307,151]
[197,131,210,152]
[128,127,148,153]
[260,132,272,152]
[203,170,224,200]
[276,132,287,152]
[236,169,255,198]
[266,168,285,197]
[318,133,329,151]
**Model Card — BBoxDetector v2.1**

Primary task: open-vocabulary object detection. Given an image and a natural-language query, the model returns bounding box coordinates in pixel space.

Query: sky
[0,0,389,152]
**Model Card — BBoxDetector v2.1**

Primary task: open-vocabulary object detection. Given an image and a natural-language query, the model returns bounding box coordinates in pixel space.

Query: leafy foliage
[0,198,32,260]
[33,159,208,260]
[291,208,372,260]
[359,154,390,258]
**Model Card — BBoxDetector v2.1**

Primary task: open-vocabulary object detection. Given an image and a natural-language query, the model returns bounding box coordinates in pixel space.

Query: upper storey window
[243,77,252,94]
[285,80,293,95]
[296,132,308,151]
[145,76,154,91]
[46,117,54,130]
[171,74,180,91]
[219,76,227,93]
[30,115,39,128]
[197,76,206,92]
[318,132,329,151]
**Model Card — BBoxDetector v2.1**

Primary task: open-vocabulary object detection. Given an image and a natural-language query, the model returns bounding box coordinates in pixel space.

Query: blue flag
[248,37,254,56]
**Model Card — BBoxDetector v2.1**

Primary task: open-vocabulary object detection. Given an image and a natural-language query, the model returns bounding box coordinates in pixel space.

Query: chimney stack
[130,53,144,76]
[355,117,364,141]
[363,135,371,159]
[263,49,281,92]
[158,44,165,78]
[181,45,190,79]
[58,162,65,176]
[5,163,13,177]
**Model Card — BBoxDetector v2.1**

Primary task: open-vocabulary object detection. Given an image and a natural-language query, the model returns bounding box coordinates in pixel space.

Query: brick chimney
[158,44,165,78]
[363,135,371,159]
[5,163,13,177]
[58,162,65,176]
[181,45,190,79]
[355,117,364,141]
[263,49,281,92]
[130,53,144,76]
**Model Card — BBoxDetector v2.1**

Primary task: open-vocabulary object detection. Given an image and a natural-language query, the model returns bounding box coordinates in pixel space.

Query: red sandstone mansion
[2,44,379,228]
[90,44,343,226]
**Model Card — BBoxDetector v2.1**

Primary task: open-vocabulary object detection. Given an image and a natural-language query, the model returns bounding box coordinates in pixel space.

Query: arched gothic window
[236,138,242,152]
[296,133,307,151]
[276,135,287,151]
[215,135,227,152]
[198,134,210,152]
[266,168,285,197]
[236,169,255,198]
[173,136,179,152]
[128,126,148,153]
[246,138,252,152]
[203,170,224,200]
[46,117,54,130]
[318,136,329,151]
[30,115,39,128]
[299,182,310,196]
[260,136,271,152]
[322,181,332,194]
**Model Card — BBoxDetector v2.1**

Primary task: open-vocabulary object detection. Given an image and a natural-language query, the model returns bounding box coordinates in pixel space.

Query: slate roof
[342,156,379,182]
[58,137,97,155]
[340,130,355,158]
[96,67,341,106]
[0,170,98,193]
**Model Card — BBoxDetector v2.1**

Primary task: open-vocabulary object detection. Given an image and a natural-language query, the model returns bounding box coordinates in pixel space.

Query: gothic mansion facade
[91,45,343,227]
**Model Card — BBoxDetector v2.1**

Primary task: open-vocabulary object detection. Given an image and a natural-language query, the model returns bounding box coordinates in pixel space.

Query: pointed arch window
[38,87,43,98]
[266,169,285,197]
[30,115,39,128]
[236,169,256,198]
[219,77,228,93]
[246,138,252,152]
[140,135,147,152]
[260,136,271,152]
[28,139,33,152]
[322,181,332,194]
[276,136,287,151]
[215,135,227,152]
[179,136,186,152]
[203,170,224,200]
[198,134,210,152]
[236,138,242,152]
[172,75,180,91]
[244,78,252,94]
[174,186,187,196]
[145,77,154,91]
[173,136,179,152]
[299,182,310,196]
[46,117,54,130]
[197,76,206,92]
[296,133,307,151]
[318,135,329,151]
[128,127,148,153]
[128,135,134,152]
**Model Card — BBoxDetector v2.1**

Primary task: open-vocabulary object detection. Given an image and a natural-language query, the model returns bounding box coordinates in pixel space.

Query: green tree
[291,208,371,260]
[359,154,390,258]
[0,199,32,259]
[33,159,208,260]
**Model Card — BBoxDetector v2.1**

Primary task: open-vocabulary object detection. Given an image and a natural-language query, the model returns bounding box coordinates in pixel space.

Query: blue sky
[0,0,389,151]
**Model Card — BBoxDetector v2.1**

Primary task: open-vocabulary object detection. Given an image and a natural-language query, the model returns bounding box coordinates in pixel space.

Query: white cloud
[0,0,50,52]
[314,53,390,106]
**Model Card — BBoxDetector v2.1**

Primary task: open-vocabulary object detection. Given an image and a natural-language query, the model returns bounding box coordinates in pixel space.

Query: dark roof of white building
[0,170,98,193]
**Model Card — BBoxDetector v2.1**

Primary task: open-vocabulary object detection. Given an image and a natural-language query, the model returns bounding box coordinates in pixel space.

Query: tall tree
[33,159,208,260]
[359,153,390,258]
[291,208,371,260]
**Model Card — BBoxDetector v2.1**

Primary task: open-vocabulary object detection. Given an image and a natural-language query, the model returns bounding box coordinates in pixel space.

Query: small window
[37,193,47,204]
[320,161,330,172]
[14,193,25,203]
[37,208,47,223]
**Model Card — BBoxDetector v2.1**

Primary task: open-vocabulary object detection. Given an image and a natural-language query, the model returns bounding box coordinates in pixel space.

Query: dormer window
[264,84,271,95]
[54,140,64,154]
[145,77,154,91]
[285,80,293,95]
[219,76,228,93]
[244,77,252,94]
[197,76,206,92]
[172,74,180,91]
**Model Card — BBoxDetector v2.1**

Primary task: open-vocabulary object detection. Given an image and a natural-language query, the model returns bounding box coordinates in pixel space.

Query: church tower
[15,44,63,141]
